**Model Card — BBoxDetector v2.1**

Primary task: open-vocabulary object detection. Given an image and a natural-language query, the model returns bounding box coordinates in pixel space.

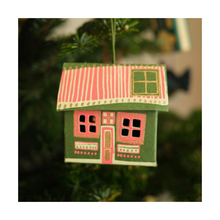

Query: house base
[65,158,157,167]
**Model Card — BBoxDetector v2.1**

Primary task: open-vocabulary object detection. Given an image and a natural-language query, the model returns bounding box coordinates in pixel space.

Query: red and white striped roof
[57,64,168,110]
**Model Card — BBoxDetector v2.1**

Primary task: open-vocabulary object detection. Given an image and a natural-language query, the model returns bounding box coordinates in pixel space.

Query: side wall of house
[64,110,157,164]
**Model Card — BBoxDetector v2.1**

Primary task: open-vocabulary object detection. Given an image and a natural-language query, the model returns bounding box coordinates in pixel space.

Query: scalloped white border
[57,97,168,110]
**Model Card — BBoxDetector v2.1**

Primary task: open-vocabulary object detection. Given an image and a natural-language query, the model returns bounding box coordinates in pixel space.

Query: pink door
[101,126,114,164]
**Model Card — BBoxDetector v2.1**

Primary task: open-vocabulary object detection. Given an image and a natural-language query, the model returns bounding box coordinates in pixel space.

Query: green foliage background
[19,18,201,201]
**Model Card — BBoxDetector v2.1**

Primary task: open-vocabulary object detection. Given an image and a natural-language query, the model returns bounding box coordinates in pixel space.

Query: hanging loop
[111,18,116,64]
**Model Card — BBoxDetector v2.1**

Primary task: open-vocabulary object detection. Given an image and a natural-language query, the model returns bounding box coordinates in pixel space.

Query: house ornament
[56,63,169,166]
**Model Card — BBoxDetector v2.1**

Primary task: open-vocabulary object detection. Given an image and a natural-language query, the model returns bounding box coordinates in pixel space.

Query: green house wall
[64,110,158,165]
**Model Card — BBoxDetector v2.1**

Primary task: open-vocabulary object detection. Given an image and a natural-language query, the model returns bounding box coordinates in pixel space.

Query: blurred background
[19,18,201,201]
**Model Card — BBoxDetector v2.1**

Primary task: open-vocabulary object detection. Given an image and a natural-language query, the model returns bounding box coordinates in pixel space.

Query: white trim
[85,67,90,101]
[60,70,67,102]
[117,144,140,154]
[118,65,120,98]
[71,69,77,101]
[128,65,131,97]
[110,66,113,99]
[106,66,109,99]
[120,65,123,98]
[64,70,69,102]
[57,70,64,104]
[80,67,87,101]
[65,158,101,163]
[114,65,116,98]
[102,66,105,100]
[75,141,98,150]
[57,97,168,110]
[65,158,157,167]
[163,66,168,104]
[124,65,127,98]
[67,69,73,102]
[76,67,82,102]
[90,66,95,100]
[113,159,157,167]
[97,66,99,100]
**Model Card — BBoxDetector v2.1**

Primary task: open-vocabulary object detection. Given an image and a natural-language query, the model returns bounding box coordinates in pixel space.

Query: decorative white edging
[65,158,101,163]
[57,97,168,110]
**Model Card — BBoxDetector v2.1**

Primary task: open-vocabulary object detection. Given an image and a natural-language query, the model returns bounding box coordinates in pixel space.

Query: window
[116,112,146,145]
[131,69,160,96]
[74,110,101,138]
[102,112,115,125]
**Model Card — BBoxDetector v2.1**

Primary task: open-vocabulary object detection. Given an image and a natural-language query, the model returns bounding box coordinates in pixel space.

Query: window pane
[134,82,145,94]
[133,119,141,128]
[89,125,96,133]
[121,129,129,136]
[80,125,86,132]
[89,115,96,123]
[132,130,140,137]
[147,71,156,81]
[123,118,130,127]
[79,115,85,122]
[147,83,157,93]
[134,72,145,81]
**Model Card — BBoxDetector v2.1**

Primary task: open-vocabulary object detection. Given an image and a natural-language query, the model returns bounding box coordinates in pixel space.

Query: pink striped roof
[57,64,168,110]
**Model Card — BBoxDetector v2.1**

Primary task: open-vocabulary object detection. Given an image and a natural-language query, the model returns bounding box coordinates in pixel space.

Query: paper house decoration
[56,63,169,166]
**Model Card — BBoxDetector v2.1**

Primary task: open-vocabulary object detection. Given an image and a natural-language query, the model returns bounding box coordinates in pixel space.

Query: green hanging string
[111,18,116,64]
